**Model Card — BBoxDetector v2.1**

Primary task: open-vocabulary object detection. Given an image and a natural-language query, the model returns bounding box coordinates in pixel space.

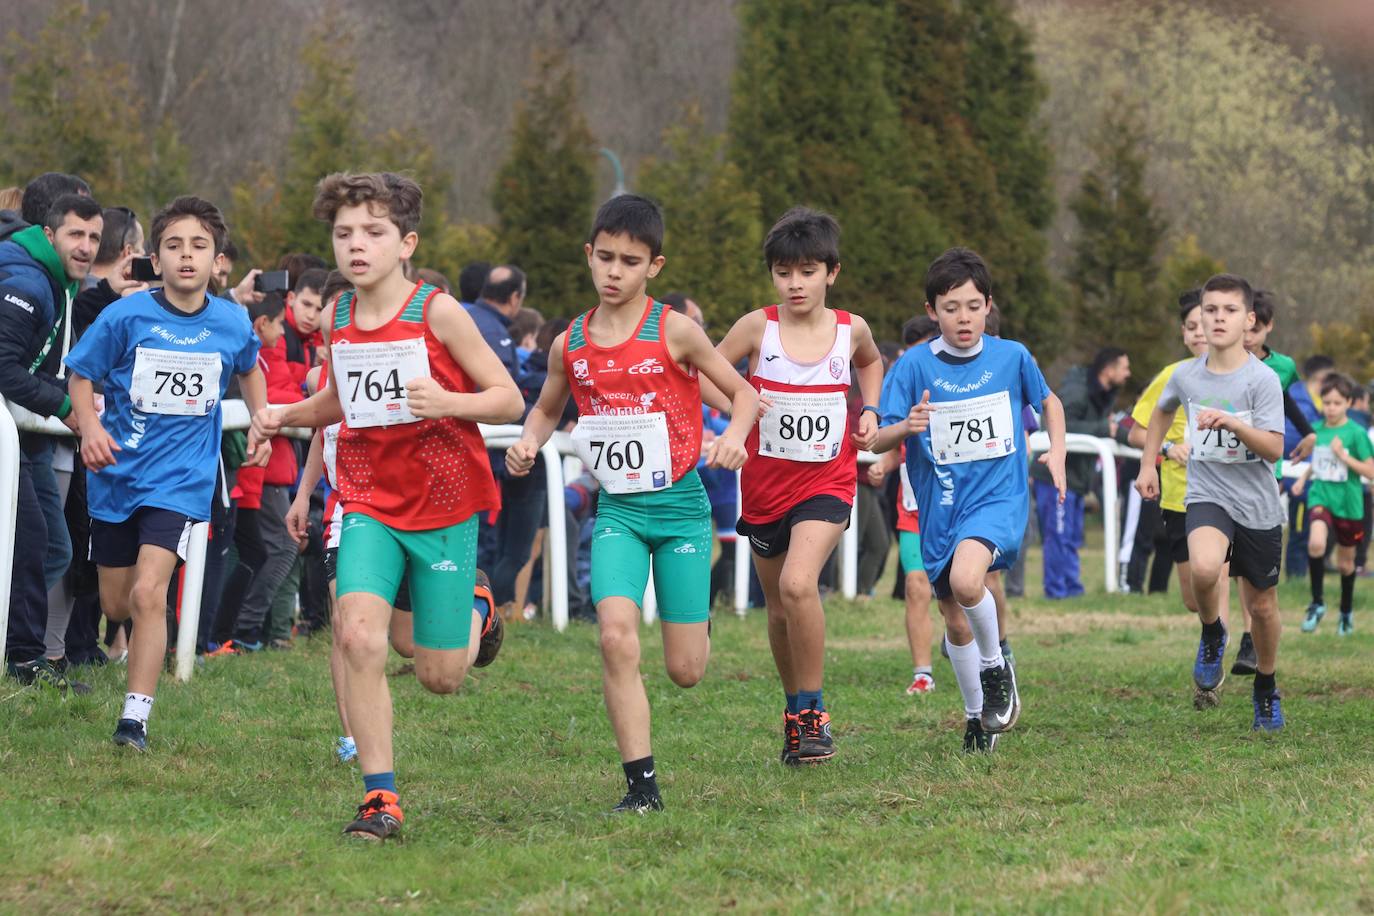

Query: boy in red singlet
[506,195,757,813]
[714,208,883,764]
[251,172,523,840]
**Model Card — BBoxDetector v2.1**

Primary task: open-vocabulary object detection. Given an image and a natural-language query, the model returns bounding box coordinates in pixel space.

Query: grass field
[3,543,1374,913]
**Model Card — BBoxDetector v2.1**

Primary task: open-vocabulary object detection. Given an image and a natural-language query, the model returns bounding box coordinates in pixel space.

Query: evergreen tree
[638,105,772,332]
[1067,105,1168,392]
[492,48,597,314]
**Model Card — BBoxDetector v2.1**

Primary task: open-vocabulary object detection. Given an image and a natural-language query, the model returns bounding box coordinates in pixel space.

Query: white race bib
[898,461,917,512]
[1188,405,1256,464]
[330,337,430,428]
[1311,445,1348,482]
[757,389,848,462]
[571,412,672,494]
[929,390,1015,465]
[129,347,222,416]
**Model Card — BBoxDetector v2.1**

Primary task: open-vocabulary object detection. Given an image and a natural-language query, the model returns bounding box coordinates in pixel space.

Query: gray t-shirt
[1159,353,1284,529]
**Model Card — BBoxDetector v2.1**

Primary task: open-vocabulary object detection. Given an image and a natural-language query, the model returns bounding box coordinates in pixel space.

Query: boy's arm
[507,331,573,476]
[850,315,883,450]
[237,366,273,467]
[1037,391,1068,502]
[875,361,931,454]
[287,431,326,544]
[667,311,756,470]
[1331,437,1374,480]
[69,373,120,471]
[251,312,344,444]
[412,295,524,424]
[1193,410,1284,463]
[1134,406,1177,500]
[1290,464,1311,497]
[702,311,761,414]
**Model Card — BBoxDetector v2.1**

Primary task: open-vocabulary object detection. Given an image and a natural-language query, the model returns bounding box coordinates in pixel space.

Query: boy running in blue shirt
[65,196,269,751]
[877,248,1067,752]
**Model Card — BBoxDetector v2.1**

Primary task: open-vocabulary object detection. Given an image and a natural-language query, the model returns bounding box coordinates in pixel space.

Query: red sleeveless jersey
[564,297,703,484]
[330,281,499,530]
[740,305,857,524]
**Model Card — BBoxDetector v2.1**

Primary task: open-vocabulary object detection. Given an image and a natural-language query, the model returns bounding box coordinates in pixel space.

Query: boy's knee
[598,624,639,666]
[777,572,814,608]
[340,621,387,661]
[418,667,465,695]
[128,579,165,616]
[666,661,704,689]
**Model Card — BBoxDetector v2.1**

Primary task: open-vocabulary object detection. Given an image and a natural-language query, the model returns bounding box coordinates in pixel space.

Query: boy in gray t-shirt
[1135,274,1286,732]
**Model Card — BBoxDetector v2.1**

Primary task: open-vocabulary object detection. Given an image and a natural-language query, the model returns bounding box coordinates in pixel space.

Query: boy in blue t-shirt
[64,196,268,752]
[877,248,1066,752]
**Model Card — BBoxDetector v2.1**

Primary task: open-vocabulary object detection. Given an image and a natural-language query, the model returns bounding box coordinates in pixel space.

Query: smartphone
[254,269,290,293]
[131,256,161,282]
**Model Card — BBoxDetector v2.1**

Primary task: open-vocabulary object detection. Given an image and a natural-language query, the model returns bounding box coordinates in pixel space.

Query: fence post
[733,469,749,615]
[174,522,211,681]
[539,438,569,632]
[0,398,20,663]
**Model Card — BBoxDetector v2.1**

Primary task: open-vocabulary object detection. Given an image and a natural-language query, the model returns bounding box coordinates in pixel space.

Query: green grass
[4,546,1374,914]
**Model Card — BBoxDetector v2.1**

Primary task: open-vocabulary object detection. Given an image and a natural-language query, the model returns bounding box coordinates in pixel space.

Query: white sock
[946,638,984,717]
[122,692,153,726]
[960,587,1005,670]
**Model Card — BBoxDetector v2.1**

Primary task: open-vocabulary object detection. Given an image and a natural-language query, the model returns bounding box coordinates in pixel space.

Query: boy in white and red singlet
[715,207,882,765]
[507,195,757,814]
[252,173,524,840]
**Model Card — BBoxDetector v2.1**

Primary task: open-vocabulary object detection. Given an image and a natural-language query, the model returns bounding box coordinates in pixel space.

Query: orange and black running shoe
[473,569,503,668]
[781,711,801,764]
[343,790,404,841]
[795,706,835,764]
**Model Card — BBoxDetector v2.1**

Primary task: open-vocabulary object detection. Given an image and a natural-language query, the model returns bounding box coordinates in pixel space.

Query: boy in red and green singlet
[507,195,758,813]
[252,173,523,840]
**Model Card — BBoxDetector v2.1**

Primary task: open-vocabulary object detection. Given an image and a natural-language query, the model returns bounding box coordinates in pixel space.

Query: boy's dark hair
[294,267,328,295]
[248,290,286,324]
[95,207,140,265]
[1202,272,1254,310]
[1321,372,1359,402]
[416,267,451,294]
[312,172,423,237]
[508,306,543,344]
[150,196,229,255]
[1251,288,1278,326]
[43,194,102,232]
[278,252,328,287]
[536,316,570,354]
[985,302,1003,337]
[1091,346,1129,378]
[220,238,239,262]
[22,172,90,225]
[480,265,527,304]
[588,194,664,259]
[878,340,901,369]
[762,207,840,271]
[925,247,992,306]
[659,291,690,312]
[902,315,939,346]
[321,269,352,306]
[1302,354,1335,379]
[1178,287,1202,322]
[458,261,490,303]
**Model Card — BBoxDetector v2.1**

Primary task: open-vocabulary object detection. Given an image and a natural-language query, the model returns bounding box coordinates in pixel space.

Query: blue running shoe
[113,718,148,751]
[1252,691,1284,731]
[1301,602,1325,633]
[1193,626,1228,692]
[336,736,357,763]
[1338,613,1354,636]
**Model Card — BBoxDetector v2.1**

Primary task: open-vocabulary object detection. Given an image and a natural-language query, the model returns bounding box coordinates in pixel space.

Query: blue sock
[786,692,799,715]
[363,771,396,795]
[798,689,824,713]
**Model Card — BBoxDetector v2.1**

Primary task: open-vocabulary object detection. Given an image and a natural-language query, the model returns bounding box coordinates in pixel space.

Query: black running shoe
[795,706,835,764]
[611,787,663,814]
[343,790,404,840]
[112,718,147,751]
[962,717,998,753]
[979,661,1020,734]
[49,657,92,694]
[473,569,503,668]
[781,711,800,764]
[8,657,72,692]
[1230,631,1258,676]
[1000,638,1015,670]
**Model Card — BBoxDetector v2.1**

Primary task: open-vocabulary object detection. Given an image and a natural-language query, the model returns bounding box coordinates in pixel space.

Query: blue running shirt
[64,289,259,523]
[880,335,1051,580]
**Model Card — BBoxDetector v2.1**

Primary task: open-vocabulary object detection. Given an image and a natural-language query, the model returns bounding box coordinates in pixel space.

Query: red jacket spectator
[234,341,304,505]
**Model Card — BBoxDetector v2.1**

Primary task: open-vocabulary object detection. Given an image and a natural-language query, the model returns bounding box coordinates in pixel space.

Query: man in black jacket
[0,191,102,686]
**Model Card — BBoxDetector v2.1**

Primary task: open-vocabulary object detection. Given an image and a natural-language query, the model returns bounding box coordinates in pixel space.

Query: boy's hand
[866,460,889,487]
[1039,448,1068,503]
[285,496,311,546]
[706,430,747,470]
[505,439,538,476]
[1291,476,1306,497]
[405,376,453,419]
[906,390,935,435]
[1331,437,1349,462]
[233,269,265,307]
[1193,408,1234,431]
[852,409,878,451]
[757,393,773,420]
[1290,432,1316,460]
[79,419,121,471]
[1135,464,1160,501]
[252,406,284,441]
[243,435,272,468]
[1166,441,1191,466]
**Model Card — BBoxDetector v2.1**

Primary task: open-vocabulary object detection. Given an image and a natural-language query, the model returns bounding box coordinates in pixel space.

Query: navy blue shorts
[89,508,195,568]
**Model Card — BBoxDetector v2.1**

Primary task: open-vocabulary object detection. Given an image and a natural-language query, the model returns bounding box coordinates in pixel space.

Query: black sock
[1254,671,1277,695]
[1341,572,1356,615]
[622,756,657,794]
[1202,618,1225,642]
[1310,555,1326,604]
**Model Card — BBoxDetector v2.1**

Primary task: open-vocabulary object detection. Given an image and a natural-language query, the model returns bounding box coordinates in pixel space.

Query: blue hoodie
[0,224,72,418]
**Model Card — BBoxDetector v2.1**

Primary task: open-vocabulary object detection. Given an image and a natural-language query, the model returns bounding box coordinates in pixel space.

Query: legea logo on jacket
[4,293,34,313]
